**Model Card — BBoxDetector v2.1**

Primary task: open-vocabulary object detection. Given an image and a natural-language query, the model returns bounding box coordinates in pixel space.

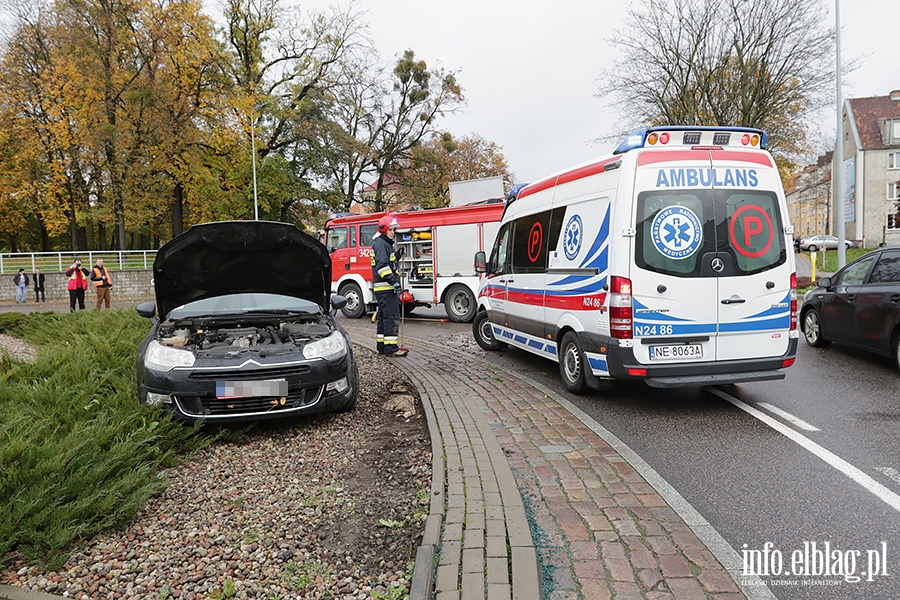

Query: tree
[364,50,465,212]
[600,0,837,173]
[396,132,515,208]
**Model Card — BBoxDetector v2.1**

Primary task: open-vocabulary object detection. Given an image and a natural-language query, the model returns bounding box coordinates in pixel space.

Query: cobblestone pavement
[341,320,759,600]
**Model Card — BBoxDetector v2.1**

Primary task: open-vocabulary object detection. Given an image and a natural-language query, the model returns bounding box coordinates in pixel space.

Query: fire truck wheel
[445,284,476,323]
[559,332,588,394]
[473,310,507,351]
[338,283,367,319]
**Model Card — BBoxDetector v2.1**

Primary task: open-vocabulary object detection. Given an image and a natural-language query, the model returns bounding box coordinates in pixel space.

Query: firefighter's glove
[393,281,401,293]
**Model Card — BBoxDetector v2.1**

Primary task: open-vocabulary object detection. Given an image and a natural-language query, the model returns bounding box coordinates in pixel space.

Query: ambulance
[473,126,798,393]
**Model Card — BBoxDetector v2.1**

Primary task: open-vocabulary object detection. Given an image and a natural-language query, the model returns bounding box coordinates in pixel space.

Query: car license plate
[648,344,703,361]
[216,379,287,399]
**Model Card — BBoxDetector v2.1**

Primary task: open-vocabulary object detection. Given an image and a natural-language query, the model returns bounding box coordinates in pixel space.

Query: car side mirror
[331,294,347,311]
[136,301,156,319]
[816,277,831,288]
[474,251,487,273]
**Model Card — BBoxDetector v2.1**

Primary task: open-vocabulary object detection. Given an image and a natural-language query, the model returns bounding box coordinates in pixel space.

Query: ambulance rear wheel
[473,311,507,351]
[559,332,588,394]
[445,285,476,323]
[338,283,366,319]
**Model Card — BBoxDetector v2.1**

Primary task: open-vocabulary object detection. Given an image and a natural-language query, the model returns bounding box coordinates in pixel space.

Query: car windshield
[168,293,322,319]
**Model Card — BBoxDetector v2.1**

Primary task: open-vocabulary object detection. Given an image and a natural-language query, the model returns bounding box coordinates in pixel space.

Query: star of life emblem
[651,206,702,260]
[563,214,583,260]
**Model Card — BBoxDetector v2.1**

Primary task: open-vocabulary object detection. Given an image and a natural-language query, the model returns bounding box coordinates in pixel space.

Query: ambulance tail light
[609,276,633,339]
[790,273,798,331]
[647,132,670,146]
[740,133,762,147]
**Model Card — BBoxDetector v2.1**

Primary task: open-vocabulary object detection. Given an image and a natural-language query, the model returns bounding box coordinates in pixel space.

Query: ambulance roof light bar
[613,125,768,155]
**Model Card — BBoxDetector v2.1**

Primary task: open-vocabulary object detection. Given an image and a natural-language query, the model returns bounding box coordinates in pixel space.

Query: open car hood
[153,221,331,320]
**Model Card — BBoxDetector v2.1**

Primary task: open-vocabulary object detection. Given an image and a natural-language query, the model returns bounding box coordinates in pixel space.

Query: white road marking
[708,387,900,513]
[756,402,820,431]
[876,467,900,486]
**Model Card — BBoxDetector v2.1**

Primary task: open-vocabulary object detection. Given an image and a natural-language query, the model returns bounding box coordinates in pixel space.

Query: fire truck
[324,202,504,322]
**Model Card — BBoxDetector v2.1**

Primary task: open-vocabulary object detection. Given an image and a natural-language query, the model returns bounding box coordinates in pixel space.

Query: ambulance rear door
[711,150,792,361]
[630,150,720,365]
[629,147,792,365]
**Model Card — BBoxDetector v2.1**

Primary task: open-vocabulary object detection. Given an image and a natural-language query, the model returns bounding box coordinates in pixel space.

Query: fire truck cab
[324,203,503,322]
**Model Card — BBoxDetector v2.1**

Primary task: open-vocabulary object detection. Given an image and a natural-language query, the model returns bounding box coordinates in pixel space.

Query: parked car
[798,234,853,252]
[135,221,358,423]
[801,246,900,371]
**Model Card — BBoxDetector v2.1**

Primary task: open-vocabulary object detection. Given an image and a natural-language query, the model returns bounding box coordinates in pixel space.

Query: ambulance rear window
[636,190,785,277]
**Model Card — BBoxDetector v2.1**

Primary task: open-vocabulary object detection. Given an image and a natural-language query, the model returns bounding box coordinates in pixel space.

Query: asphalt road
[351,306,900,599]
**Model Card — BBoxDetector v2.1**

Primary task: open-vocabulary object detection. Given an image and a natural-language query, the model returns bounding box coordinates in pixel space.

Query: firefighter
[371,214,407,357]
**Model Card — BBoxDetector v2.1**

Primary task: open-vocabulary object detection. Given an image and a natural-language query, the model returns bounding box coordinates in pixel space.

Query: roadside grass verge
[806,246,871,274]
[0,309,213,569]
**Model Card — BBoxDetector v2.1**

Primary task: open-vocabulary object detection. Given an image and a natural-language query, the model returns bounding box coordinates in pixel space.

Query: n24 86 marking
[634,324,674,336]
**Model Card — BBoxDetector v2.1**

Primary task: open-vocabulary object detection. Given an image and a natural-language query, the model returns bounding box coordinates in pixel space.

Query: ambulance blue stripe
[634,322,717,335]
[587,356,609,375]
[744,293,793,319]
[632,299,693,322]
[579,207,611,269]
[544,281,607,295]
[720,315,790,332]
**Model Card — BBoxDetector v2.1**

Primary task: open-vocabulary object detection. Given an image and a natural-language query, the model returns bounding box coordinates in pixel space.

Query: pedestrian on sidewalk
[91,258,113,309]
[65,259,90,312]
[13,268,29,303]
[371,214,407,357]
[33,268,46,302]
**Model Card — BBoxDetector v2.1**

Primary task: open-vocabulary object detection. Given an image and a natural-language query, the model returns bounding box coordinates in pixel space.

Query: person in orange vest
[65,259,90,312]
[91,258,113,309]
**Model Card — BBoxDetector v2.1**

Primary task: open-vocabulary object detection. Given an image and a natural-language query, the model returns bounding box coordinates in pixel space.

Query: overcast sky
[285,0,899,186]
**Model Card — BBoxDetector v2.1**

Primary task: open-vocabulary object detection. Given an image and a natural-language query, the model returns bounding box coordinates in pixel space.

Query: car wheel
[802,308,831,348]
[472,310,507,351]
[558,332,588,395]
[335,360,359,413]
[808,244,818,252]
[445,284,476,323]
[894,332,900,373]
[338,283,366,319]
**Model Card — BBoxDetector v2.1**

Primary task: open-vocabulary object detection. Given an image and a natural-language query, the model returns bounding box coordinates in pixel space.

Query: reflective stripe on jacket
[91,265,112,287]
[371,234,400,292]
[66,267,90,290]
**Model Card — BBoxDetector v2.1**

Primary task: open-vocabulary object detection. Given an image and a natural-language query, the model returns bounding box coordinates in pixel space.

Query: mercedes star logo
[711,257,725,273]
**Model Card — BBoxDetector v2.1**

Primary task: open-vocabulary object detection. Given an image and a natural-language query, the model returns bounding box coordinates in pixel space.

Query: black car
[135,221,358,423]
[800,246,900,371]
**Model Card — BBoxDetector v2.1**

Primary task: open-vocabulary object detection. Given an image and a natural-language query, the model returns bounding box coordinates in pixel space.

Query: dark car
[135,221,358,423]
[800,246,900,371]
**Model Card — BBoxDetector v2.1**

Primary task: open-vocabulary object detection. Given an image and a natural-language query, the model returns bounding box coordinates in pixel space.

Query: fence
[0,250,157,274]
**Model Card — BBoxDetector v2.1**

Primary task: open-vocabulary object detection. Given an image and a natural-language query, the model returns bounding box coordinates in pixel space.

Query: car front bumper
[139,351,355,424]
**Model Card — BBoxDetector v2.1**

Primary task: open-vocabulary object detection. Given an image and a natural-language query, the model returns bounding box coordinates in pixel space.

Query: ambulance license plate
[216,379,287,398]
[648,344,703,361]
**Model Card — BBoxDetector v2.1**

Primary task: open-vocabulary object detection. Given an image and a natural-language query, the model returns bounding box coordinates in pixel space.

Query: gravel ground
[1,345,431,600]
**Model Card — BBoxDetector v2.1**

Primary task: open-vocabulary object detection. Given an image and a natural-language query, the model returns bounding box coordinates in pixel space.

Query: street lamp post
[250,96,288,221]
[251,114,260,221]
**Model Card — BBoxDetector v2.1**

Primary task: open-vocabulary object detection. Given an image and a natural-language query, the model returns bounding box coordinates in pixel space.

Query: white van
[473,126,798,393]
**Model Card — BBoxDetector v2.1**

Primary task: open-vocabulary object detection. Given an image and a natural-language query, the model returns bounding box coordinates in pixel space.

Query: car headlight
[144,340,195,371]
[302,331,347,361]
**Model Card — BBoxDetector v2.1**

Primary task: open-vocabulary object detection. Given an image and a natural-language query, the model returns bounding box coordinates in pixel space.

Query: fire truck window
[326,227,348,253]
[349,226,356,248]
[360,225,378,246]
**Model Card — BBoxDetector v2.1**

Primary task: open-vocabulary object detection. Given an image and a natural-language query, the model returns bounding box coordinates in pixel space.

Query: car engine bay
[156,315,335,357]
